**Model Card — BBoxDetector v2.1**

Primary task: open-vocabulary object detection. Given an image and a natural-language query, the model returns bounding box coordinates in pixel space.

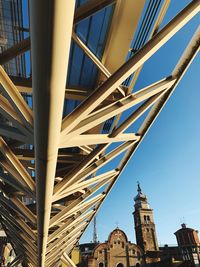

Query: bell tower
[133,183,159,252]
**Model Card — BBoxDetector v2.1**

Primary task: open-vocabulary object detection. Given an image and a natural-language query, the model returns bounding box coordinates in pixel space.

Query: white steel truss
[0,0,199,266]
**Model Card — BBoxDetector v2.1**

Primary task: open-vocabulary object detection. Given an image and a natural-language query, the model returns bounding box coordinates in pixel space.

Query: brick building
[133,183,159,265]
[174,223,200,266]
[74,183,160,267]
[78,228,144,267]
[66,184,200,267]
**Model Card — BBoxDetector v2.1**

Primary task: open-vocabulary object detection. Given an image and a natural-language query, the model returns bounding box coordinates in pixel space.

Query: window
[99,263,104,267]
[122,242,124,248]
[116,263,124,267]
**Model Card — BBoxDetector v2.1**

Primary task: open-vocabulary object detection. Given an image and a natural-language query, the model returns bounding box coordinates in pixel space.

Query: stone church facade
[76,183,159,267]
[70,183,200,267]
[87,228,144,267]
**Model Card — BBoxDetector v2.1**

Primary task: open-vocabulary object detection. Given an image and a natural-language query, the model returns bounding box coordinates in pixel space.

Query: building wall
[174,225,200,266]
[89,228,143,267]
[134,209,159,253]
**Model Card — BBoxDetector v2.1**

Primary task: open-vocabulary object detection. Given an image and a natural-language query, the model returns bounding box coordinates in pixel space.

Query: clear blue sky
[80,0,200,246]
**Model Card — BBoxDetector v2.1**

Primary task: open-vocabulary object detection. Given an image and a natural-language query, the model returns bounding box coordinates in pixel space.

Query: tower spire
[133,183,159,252]
[137,181,142,193]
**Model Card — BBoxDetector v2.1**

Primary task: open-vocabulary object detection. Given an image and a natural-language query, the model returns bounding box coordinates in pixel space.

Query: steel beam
[47,209,94,244]
[50,193,104,228]
[0,137,35,192]
[0,0,115,66]
[0,37,30,65]
[63,78,176,139]
[72,32,125,96]
[7,254,24,267]
[128,0,171,92]
[64,24,200,253]
[57,169,118,201]
[89,27,200,243]
[60,133,139,148]
[0,1,199,266]
[30,1,75,266]
[61,0,200,136]
[54,140,137,197]
[0,66,33,129]
[74,0,116,24]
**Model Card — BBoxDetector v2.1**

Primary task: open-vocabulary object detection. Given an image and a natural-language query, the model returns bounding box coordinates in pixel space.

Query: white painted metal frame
[0,1,199,266]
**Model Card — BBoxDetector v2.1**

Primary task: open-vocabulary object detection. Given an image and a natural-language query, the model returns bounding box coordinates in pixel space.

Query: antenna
[93,216,98,243]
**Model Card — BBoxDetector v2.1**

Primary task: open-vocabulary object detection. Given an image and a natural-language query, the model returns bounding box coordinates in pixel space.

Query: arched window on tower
[116,263,124,267]
[99,262,104,267]
[147,215,150,222]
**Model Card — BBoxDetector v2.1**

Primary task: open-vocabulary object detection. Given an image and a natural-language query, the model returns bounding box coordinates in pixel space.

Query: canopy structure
[0,0,199,266]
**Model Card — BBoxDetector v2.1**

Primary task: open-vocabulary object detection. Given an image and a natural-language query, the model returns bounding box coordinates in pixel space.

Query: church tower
[133,183,159,252]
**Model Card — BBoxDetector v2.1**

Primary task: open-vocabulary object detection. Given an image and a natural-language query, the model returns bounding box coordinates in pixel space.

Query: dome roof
[174,223,196,235]
[134,182,148,202]
[134,192,147,202]
[134,182,150,209]
[108,227,128,243]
